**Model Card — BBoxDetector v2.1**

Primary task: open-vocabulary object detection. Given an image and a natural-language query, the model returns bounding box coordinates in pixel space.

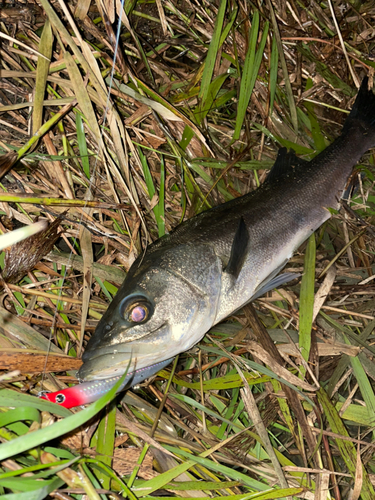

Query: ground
[0,0,375,499]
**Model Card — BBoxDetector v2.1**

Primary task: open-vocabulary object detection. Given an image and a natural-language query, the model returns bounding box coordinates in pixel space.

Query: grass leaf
[199,0,227,104]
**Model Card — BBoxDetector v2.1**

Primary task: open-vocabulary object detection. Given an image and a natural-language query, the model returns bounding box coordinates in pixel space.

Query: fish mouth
[79,323,172,381]
[79,346,164,381]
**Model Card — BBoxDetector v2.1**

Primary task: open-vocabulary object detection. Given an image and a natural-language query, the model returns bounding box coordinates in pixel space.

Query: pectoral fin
[225,217,249,279]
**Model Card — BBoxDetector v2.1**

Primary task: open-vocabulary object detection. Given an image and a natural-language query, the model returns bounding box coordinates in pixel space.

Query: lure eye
[55,393,66,404]
[122,297,152,324]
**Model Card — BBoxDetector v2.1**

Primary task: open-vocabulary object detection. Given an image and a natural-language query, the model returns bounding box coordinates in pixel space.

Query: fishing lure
[40,358,173,408]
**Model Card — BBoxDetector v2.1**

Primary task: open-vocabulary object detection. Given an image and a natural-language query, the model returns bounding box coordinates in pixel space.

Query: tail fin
[342,77,375,134]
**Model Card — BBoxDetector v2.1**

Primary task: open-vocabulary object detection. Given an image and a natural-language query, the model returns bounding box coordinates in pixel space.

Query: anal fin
[251,260,300,301]
[251,272,300,301]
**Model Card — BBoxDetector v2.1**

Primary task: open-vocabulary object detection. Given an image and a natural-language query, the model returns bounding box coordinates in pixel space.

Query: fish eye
[129,303,148,322]
[122,297,152,324]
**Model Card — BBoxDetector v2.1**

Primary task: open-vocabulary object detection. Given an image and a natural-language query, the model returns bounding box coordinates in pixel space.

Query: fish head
[79,245,221,381]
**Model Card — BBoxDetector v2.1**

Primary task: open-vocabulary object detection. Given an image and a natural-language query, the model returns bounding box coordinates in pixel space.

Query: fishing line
[41,0,126,391]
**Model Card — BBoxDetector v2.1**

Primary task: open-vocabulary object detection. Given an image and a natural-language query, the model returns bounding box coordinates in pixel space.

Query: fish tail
[342,77,375,137]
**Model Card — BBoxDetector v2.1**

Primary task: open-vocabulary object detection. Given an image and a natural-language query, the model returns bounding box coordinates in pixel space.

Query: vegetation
[0,0,375,498]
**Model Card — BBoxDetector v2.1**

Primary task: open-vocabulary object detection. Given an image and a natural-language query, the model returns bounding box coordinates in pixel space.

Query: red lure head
[40,385,87,408]
[38,374,124,408]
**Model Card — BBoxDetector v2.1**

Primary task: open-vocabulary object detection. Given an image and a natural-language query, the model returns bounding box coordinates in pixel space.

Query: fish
[42,77,375,408]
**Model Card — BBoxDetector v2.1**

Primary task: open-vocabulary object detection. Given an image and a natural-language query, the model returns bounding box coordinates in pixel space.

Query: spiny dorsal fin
[266,148,309,184]
[225,217,249,279]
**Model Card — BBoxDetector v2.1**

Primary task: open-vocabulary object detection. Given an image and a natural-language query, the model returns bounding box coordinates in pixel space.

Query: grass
[0,0,375,499]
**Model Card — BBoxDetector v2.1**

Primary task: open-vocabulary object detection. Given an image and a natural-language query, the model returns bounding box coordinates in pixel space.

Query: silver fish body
[79,78,375,384]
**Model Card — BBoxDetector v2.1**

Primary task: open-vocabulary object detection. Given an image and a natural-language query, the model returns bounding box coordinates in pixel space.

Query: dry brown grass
[1,0,375,498]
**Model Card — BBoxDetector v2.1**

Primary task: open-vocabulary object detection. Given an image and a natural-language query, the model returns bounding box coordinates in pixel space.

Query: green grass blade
[345,335,375,425]
[199,0,227,104]
[0,371,128,461]
[17,101,76,159]
[196,73,229,124]
[232,10,258,141]
[219,4,238,46]
[138,146,155,199]
[299,233,316,369]
[156,155,165,237]
[268,36,278,117]
[317,387,375,499]
[162,446,276,491]
[95,276,114,301]
[0,478,58,493]
[33,18,52,135]
[0,389,70,418]
[0,477,64,500]
[142,491,303,500]
[233,13,269,141]
[138,146,165,236]
[75,113,90,178]
[93,402,117,489]
[0,407,40,429]
[266,0,298,131]
[136,450,268,497]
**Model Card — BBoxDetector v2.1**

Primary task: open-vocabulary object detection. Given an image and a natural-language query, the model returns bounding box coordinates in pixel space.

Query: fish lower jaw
[79,349,175,381]
[80,319,213,382]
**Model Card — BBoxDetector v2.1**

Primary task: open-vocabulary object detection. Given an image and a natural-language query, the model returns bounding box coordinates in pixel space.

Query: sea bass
[42,78,375,408]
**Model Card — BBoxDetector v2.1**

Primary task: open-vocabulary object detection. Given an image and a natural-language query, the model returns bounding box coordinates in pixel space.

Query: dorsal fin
[266,148,309,184]
[342,76,375,134]
[225,217,249,279]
